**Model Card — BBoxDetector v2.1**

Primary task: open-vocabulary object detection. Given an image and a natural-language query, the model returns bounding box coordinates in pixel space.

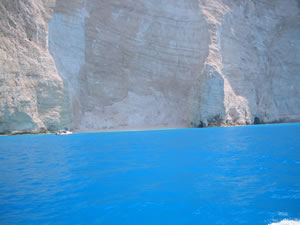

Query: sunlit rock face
[49,0,210,130]
[0,0,71,134]
[0,0,300,133]
[190,0,300,127]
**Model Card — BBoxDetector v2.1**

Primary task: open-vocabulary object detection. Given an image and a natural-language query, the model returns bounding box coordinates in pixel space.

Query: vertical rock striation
[190,0,300,127]
[0,0,300,133]
[0,0,71,133]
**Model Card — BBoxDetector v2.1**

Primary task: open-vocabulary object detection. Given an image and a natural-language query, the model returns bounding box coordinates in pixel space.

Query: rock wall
[190,0,300,127]
[0,0,71,134]
[0,0,300,133]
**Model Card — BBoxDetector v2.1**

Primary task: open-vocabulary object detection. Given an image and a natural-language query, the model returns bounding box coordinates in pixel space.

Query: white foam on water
[269,219,300,225]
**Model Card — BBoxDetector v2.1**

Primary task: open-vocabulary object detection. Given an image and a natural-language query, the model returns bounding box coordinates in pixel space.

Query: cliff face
[190,0,300,126]
[0,0,71,133]
[0,0,300,133]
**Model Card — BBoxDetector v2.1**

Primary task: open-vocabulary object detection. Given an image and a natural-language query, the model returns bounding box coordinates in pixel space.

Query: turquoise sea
[0,123,300,225]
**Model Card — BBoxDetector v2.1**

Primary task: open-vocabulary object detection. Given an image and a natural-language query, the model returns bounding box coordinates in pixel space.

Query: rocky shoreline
[2,121,299,136]
[1,0,299,133]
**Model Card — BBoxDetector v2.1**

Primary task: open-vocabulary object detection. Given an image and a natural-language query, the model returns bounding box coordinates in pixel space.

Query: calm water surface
[0,124,300,225]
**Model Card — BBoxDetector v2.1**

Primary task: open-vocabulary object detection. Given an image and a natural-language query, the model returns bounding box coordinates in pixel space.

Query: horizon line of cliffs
[0,0,300,134]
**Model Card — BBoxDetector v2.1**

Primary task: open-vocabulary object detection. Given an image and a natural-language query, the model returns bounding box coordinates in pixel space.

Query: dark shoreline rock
[1,121,299,136]
[0,130,51,136]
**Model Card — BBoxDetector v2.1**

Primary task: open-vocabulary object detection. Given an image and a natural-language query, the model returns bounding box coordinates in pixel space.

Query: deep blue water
[0,123,300,225]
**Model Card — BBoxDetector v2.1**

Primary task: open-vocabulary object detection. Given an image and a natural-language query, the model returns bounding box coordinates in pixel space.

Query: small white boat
[56,130,73,135]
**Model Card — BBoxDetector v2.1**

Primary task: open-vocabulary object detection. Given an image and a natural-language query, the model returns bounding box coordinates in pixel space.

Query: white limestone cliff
[0,0,71,134]
[190,0,300,126]
[0,0,299,133]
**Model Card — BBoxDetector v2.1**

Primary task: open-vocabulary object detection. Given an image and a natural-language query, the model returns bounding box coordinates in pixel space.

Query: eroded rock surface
[0,0,71,134]
[0,0,300,133]
[190,0,300,126]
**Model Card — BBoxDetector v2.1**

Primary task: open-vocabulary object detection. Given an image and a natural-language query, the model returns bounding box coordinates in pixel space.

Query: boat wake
[269,219,300,225]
